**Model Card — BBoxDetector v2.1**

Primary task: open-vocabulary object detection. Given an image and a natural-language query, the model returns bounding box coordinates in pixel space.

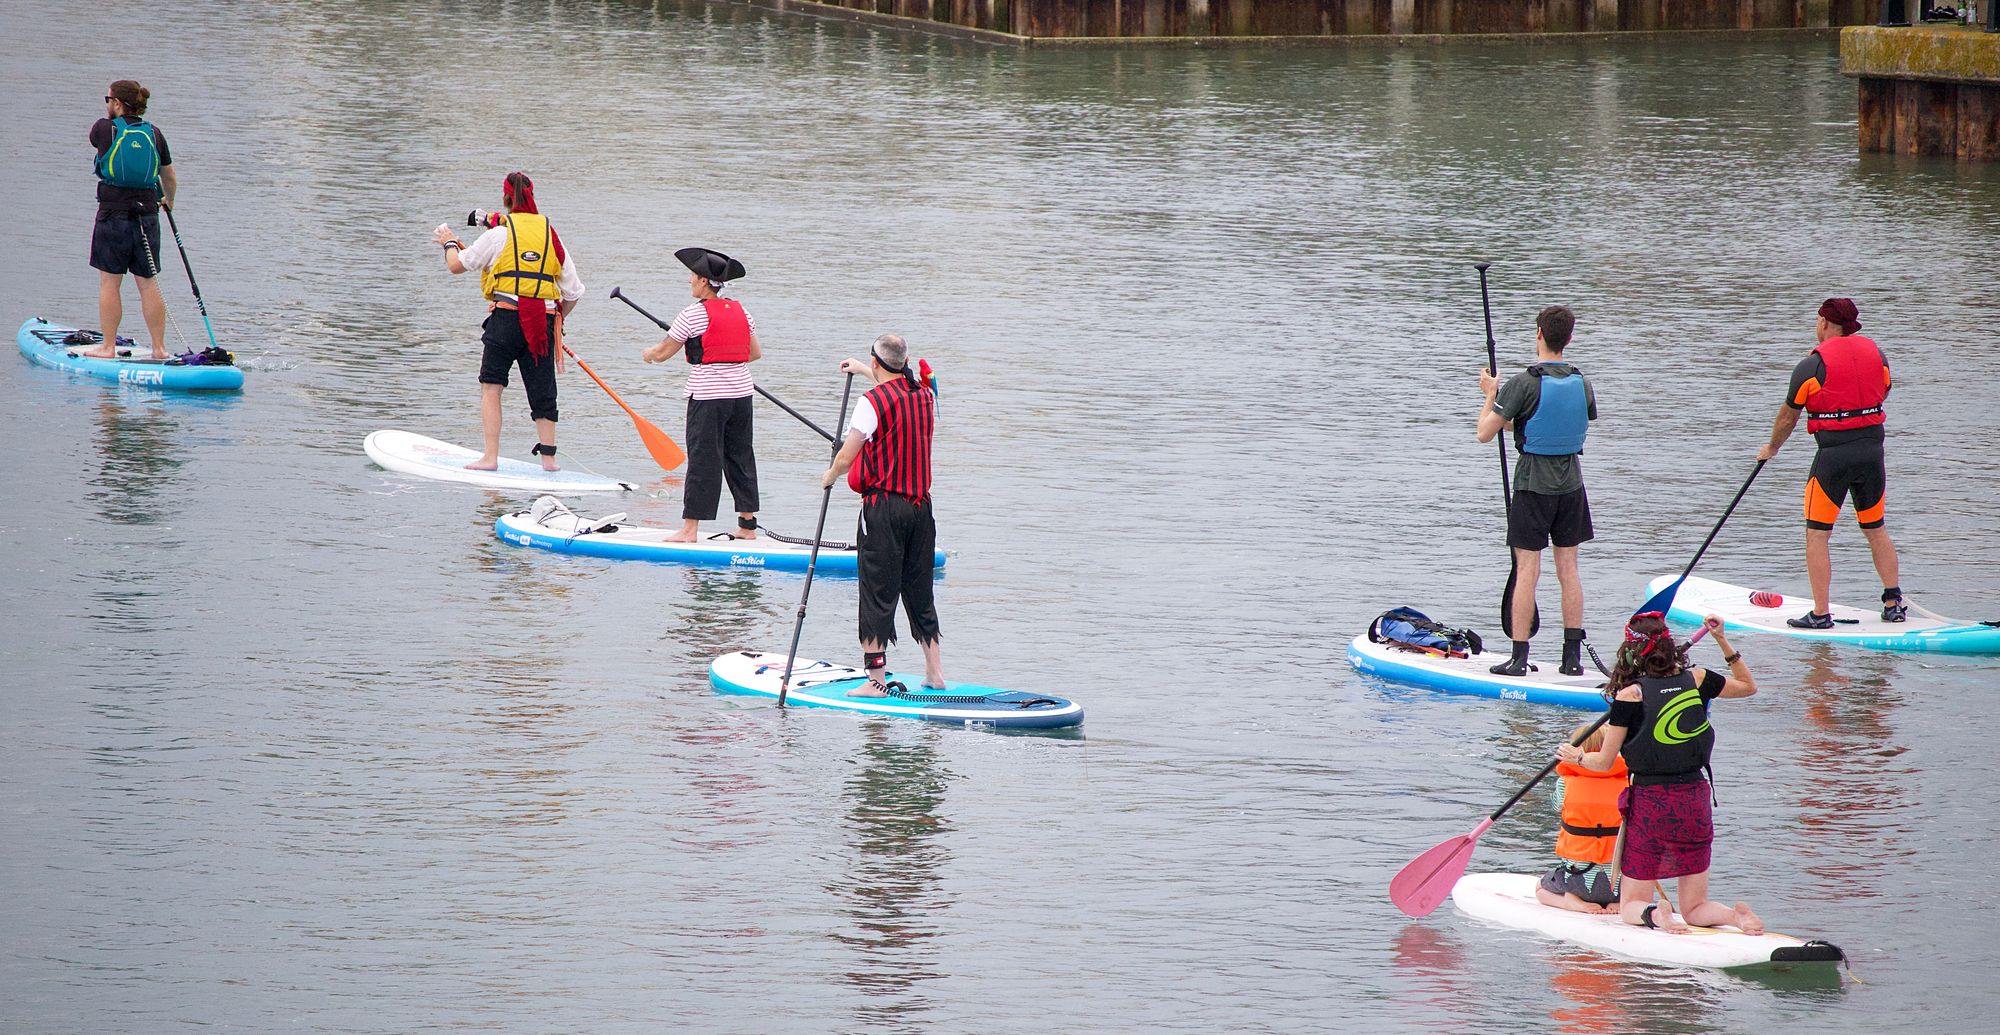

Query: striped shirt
[669,301,756,400]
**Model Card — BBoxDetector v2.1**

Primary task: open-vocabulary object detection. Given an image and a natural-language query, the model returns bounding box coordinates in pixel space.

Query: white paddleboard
[1646,574,2000,655]
[364,429,635,493]
[1452,873,1843,971]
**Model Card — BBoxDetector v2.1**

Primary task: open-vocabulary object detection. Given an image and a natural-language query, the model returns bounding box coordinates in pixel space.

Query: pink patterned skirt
[1617,780,1713,881]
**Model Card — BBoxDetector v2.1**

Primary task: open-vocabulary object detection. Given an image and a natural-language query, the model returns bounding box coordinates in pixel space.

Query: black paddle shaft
[162,206,209,319]
[1487,713,1612,823]
[608,286,836,442]
[1678,459,1767,585]
[1477,263,1538,640]
[777,372,857,706]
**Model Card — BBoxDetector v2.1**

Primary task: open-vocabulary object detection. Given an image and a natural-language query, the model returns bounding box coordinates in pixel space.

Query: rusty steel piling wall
[1844,25,2000,161]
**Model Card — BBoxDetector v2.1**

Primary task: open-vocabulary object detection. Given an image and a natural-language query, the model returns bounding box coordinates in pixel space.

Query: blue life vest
[1520,364,1588,457]
[95,117,160,190]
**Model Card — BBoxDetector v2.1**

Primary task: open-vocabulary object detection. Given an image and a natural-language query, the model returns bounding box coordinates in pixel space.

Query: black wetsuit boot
[1560,628,1586,676]
[1490,639,1530,677]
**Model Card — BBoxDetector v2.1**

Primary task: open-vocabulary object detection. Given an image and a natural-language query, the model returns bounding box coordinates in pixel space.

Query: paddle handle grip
[609,286,673,333]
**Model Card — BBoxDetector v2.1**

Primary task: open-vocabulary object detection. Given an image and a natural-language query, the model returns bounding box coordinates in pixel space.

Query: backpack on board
[1367,607,1484,659]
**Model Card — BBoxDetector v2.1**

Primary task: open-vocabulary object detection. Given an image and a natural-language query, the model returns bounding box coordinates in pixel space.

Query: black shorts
[477,309,558,422]
[1507,487,1594,551]
[1806,439,1887,530]
[857,493,940,647]
[89,210,163,277]
[1539,862,1617,906]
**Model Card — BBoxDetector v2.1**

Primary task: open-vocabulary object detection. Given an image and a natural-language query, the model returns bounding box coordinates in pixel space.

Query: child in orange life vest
[1536,722,1627,914]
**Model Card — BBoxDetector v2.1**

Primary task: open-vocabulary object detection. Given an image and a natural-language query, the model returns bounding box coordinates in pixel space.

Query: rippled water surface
[5,1,1999,1031]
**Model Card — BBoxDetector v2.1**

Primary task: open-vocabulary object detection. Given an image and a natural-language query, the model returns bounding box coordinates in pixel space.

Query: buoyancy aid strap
[1561,821,1622,838]
[1815,405,1883,420]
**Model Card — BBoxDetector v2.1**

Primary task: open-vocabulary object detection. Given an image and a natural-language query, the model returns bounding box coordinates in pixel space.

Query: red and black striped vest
[858,378,934,502]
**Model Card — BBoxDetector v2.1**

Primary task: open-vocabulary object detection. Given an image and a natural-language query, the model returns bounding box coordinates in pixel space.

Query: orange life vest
[1555,757,1628,865]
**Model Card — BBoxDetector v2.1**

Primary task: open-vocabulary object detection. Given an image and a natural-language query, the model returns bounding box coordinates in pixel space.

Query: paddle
[1477,262,1538,640]
[777,372,857,707]
[161,205,221,352]
[559,338,687,472]
[607,286,835,443]
[1633,459,1766,619]
[1390,620,1714,919]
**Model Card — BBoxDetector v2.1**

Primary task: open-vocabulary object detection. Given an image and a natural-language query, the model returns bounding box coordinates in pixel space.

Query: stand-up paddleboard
[1453,873,1844,971]
[495,501,947,574]
[364,429,635,493]
[17,317,244,391]
[1348,635,1606,710]
[1645,574,2000,655]
[709,651,1083,729]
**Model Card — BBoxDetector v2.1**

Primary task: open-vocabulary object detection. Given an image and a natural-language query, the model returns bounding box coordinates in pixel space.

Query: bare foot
[1731,903,1764,935]
[151,348,169,360]
[923,679,948,690]
[1587,903,1617,915]
[847,681,888,699]
[539,457,560,472]
[1660,911,1692,935]
[663,530,699,543]
[76,346,117,359]
[731,528,757,540]
[464,458,499,471]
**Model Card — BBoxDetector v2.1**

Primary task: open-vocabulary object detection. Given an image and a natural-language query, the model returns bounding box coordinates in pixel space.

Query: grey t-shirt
[1494,362,1597,497]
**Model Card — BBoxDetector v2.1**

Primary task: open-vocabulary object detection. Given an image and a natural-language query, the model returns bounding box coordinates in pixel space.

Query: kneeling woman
[1555,611,1763,935]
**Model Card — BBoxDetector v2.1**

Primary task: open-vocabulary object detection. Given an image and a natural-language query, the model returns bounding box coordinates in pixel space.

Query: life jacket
[1554,757,1628,865]
[1805,335,1889,434]
[1616,672,1714,785]
[1367,607,1483,659]
[1518,363,1588,457]
[855,377,936,502]
[95,117,160,190]
[480,214,563,302]
[684,298,752,364]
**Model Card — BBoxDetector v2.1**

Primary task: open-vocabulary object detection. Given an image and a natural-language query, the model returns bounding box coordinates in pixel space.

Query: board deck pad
[1348,634,1606,710]
[1647,574,2000,654]
[709,651,1082,729]
[365,429,635,493]
[1452,873,1843,971]
[17,317,244,391]
[495,507,947,575]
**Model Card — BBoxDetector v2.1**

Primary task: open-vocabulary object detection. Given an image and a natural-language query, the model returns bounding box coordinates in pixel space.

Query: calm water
[4,1,1999,1031]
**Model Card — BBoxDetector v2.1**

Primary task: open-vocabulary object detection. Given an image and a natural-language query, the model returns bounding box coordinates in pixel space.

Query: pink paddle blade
[1390,818,1492,918]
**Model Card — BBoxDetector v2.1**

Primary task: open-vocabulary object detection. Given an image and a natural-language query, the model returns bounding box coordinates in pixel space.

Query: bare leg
[1511,547,1542,643]
[918,638,945,689]
[1617,877,1659,928]
[732,512,757,540]
[1676,871,1764,933]
[1805,528,1833,615]
[1537,885,1614,915]
[84,271,124,358]
[134,275,168,358]
[664,519,700,543]
[1553,545,1584,629]
[466,384,503,470]
[1862,524,1900,598]
[533,417,558,471]
[848,637,889,697]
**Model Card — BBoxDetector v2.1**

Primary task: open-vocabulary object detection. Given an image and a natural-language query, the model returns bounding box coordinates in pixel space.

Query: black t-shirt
[1786,352,1889,448]
[90,117,171,215]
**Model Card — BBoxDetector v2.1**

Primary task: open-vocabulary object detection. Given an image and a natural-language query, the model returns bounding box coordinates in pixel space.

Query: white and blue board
[709,651,1082,730]
[1646,574,2000,655]
[1453,873,1844,971]
[495,506,947,575]
[17,317,243,391]
[365,429,635,493]
[1348,634,1605,710]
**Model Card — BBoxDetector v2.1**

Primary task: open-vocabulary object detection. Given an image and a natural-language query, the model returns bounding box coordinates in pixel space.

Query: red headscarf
[503,173,567,358]
[1818,297,1861,336]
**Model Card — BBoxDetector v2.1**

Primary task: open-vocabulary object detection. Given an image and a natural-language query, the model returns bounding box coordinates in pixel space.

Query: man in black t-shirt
[83,80,178,360]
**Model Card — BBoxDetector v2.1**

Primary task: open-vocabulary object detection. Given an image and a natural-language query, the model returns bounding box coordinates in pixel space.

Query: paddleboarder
[820,335,944,697]
[1476,305,1598,678]
[1535,721,1626,915]
[642,248,762,542]
[1556,612,1763,936]
[84,80,175,361]
[1755,297,1905,627]
[432,172,583,472]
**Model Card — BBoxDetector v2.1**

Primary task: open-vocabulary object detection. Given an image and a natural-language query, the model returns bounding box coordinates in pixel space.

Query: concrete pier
[1843,24,2000,160]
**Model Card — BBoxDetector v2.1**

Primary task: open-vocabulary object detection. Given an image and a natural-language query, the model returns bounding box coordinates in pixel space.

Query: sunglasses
[104,95,115,102]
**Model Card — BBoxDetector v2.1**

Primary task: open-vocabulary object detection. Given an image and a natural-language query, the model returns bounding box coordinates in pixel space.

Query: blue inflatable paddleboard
[496,506,948,575]
[709,651,1082,729]
[17,317,243,391]
[1348,634,1606,710]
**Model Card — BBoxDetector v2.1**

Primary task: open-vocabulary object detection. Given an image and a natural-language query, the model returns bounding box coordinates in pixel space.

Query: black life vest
[1616,672,1714,785]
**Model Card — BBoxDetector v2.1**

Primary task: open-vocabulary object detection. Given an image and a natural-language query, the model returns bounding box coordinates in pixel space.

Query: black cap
[676,247,746,284]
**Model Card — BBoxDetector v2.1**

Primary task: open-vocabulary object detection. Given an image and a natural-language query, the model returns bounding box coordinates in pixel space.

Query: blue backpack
[95,117,160,190]
[1368,607,1484,658]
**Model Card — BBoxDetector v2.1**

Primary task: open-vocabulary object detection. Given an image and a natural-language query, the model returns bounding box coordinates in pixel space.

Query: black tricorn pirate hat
[676,247,747,283]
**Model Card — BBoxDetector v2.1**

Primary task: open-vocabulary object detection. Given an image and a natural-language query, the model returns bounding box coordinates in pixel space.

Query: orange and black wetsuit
[1787,335,1891,531]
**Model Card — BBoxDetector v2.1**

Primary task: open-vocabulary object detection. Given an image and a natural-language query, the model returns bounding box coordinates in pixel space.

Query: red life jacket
[686,299,751,364]
[1805,334,1889,434]
[855,377,935,502]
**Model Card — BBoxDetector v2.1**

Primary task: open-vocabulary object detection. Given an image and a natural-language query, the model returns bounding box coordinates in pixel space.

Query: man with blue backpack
[82,79,176,360]
[1476,305,1598,678]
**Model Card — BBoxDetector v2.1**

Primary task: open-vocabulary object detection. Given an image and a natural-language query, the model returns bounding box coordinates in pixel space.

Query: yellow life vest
[480,213,563,302]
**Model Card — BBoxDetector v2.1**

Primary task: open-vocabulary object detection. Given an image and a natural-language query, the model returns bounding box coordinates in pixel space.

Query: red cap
[1818,297,1860,335]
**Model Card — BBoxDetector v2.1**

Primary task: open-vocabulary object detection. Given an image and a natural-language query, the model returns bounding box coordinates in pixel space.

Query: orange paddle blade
[566,347,684,471]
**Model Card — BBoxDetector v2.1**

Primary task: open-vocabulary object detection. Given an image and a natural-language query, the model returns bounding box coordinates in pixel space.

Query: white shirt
[458,222,584,302]
[669,300,756,400]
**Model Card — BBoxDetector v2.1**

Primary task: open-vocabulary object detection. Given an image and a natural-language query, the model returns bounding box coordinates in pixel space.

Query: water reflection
[830,721,956,1032]
[1792,644,1914,894]
[85,395,190,527]
[670,568,783,669]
